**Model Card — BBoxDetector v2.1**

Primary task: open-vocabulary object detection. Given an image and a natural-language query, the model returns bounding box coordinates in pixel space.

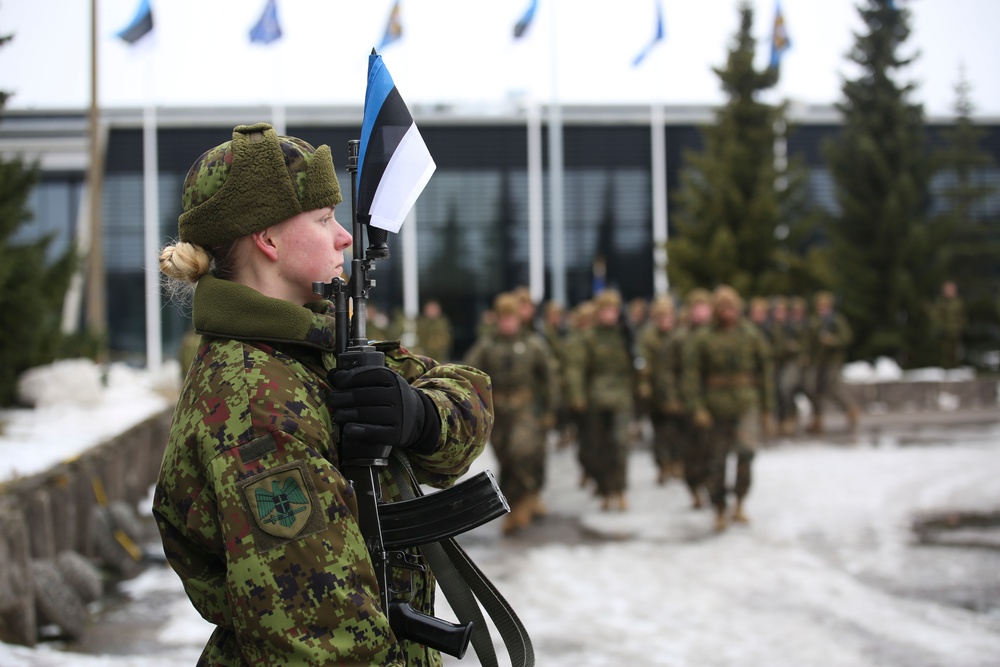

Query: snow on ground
[1,361,998,666]
[0,359,177,483]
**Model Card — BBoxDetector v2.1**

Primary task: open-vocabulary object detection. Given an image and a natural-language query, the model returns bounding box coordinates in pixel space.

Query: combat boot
[502,498,534,535]
[529,492,547,520]
[616,493,629,512]
[713,507,728,532]
[731,499,749,524]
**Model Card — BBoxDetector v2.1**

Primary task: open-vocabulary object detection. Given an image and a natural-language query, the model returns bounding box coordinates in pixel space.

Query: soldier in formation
[639,295,683,485]
[564,289,638,511]
[414,298,453,361]
[928,280,966,369]
[682,285,774,532]
[465,292,559,535]
[804,290,859,434]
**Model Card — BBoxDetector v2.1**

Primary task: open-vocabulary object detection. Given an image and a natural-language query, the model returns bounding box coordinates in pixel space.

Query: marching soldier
[804,291,859,434]
[564,300,598,486]
[641,295,683,484]
[673,288,715,508]
[465,292,559,535]
[565,289,638,511]
[683,285,774,531]
[415,299,453,361]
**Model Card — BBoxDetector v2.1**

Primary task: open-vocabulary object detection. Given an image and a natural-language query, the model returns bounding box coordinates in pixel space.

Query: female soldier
[153,123,493,666]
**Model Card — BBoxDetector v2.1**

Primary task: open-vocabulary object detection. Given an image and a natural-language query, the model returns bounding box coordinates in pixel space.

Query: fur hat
[178,123,342,247]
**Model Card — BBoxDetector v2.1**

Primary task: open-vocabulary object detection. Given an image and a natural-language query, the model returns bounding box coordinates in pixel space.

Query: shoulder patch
[238,460,325,551]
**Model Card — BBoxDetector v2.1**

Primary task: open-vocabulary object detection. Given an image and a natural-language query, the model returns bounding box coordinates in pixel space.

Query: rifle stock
[313,139,508,660]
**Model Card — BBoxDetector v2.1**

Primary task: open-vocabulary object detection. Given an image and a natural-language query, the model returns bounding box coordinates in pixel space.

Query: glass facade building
[3,105,999,364]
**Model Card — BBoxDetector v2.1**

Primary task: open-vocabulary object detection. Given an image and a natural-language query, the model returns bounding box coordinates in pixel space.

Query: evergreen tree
[934,69,1000,362]
[0,30,80,405]
[666,1,821,299]
[824,0,939,364]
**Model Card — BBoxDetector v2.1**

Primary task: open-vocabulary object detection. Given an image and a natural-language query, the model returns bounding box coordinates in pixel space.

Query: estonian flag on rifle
[356,51,436,233]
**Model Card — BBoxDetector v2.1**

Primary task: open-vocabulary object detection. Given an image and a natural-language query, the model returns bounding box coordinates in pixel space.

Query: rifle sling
[388,451,535,667]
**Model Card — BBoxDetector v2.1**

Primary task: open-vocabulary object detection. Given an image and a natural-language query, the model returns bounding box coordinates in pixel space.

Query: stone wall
[844,377,999,413]
[0,409,171,646]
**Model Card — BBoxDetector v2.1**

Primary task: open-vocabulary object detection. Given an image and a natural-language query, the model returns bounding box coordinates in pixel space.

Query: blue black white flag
[513,0,538,39]
[378,0,403,51]
[117,0,154,45]
[357,52,436,233]
[250,0,282,45]
[769,1,791,69]
[632,0,665,67]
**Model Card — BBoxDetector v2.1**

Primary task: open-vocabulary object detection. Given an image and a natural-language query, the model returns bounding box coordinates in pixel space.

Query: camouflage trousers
[705,410,760,509]
[650,411,685,469]
[587,408,631,495]
[776,361,804,423]
[679,415,710,495]
[490,406,547,505]
[804,362,855,416]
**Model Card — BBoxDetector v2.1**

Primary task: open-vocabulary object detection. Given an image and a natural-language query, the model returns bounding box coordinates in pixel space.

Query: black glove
[327,365,440,455]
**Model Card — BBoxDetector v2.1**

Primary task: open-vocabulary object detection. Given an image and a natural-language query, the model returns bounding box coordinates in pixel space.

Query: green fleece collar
[193,275,336,350]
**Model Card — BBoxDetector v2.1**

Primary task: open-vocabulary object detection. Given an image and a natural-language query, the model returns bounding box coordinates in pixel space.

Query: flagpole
[650,103,669,296]
[547,0,566,307]
[527,101,544,302]
[86,0,107,343]
[143,83,162,371]
[402,207,419,334]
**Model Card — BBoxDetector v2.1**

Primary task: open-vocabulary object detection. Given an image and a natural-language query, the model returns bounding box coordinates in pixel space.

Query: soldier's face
[598,305,619,326]
[716,303,739,326]
[268,207,351,303]
[498,313,520,336]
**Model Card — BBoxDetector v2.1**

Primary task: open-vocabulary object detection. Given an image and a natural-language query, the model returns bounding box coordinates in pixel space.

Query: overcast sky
[0,0,998,118]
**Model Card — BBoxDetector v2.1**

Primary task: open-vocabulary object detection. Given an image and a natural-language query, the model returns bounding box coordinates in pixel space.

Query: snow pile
[0,359,179,483]
[843,357,978,384]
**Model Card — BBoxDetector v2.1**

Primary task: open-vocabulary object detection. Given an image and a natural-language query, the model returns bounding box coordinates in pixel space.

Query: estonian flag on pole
[513,0,538,39]
[632,0,665,67]
[769,1,791,69]
[117,0,154,45]
[250,0,283,45]
[378,0,403,51]
[357,51,436,234]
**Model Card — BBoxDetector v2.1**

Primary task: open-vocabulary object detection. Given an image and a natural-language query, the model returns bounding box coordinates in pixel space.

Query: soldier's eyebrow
[239,434,277,462]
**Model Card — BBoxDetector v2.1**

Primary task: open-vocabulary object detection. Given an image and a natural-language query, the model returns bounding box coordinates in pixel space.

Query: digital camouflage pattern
[153,276,493,667]
[178,124,342,248]
[414,314,453,362]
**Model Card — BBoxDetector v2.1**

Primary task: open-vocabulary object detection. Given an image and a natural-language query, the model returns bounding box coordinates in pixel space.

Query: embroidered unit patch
[240,462,315,541]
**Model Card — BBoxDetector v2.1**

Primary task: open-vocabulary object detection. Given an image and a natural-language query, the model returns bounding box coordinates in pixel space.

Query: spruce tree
[666,1,821,299]
[824,0,937,364]
[0,30,79,405]
[934,70,1000,362]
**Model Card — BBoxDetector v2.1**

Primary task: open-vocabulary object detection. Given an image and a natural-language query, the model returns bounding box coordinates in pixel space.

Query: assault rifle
[313,140,509,660]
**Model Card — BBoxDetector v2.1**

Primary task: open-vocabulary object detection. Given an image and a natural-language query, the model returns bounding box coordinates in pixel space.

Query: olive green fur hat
[178,122,342,247]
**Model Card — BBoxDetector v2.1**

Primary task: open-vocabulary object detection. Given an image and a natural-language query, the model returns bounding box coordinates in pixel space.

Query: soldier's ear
[252,229,279,262]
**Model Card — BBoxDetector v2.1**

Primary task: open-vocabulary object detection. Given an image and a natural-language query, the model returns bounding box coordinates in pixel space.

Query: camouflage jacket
[807,312,852,367]
[650,325,690,413]
[564,323,637,412]
[637,324,673,411]
[464,328,558,415]
[153,276,493,667]
[415,316,453,361]
[682,319,774,419]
